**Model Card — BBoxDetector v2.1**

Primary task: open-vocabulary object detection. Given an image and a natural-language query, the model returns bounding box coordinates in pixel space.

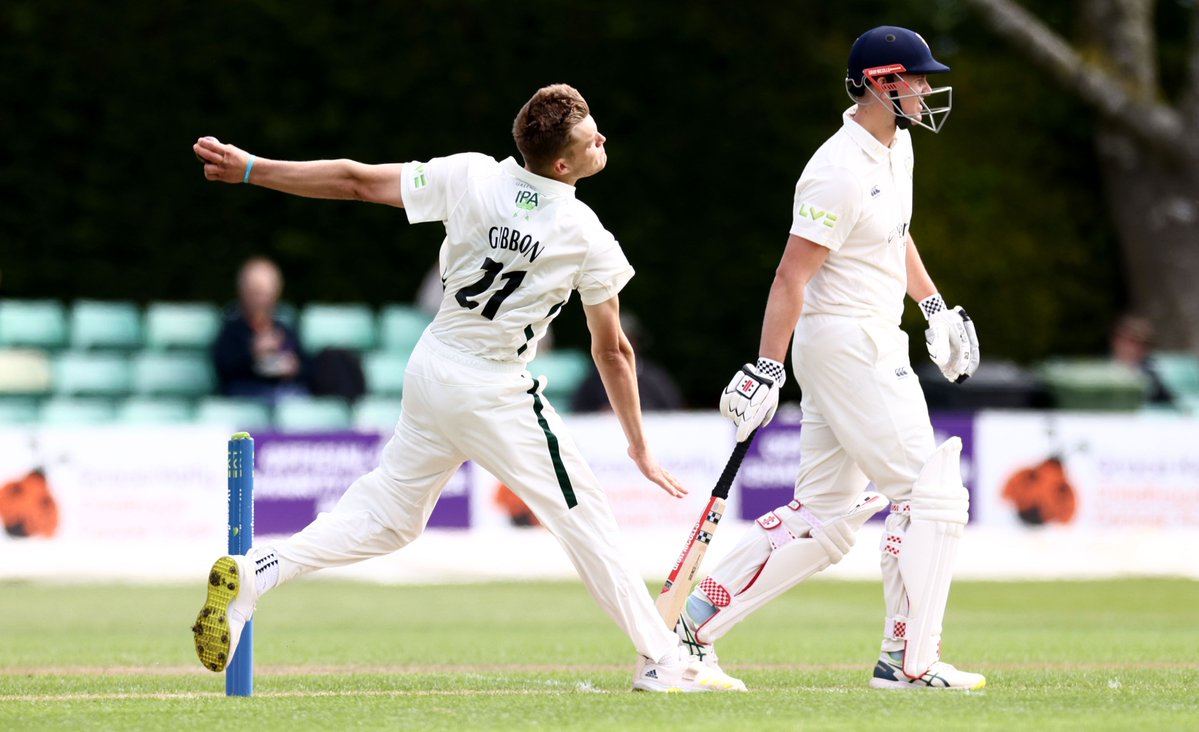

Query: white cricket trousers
[790,313,935,513]
[707,313,936,601]
[792,314,950,656]
[272,330,679,663]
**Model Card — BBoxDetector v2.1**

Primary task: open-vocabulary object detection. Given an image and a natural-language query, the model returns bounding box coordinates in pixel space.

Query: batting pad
[695,492,888,644]
[895,437,969,678]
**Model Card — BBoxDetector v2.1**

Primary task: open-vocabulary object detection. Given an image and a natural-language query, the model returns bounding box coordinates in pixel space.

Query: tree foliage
[963,0,1199,351]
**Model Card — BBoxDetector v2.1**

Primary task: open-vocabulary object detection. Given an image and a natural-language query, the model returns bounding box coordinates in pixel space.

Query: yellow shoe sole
[191,556,240,672]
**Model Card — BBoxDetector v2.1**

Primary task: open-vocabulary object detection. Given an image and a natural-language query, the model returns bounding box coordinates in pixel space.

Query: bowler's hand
[193,136,253,184]
[628,444,687,499]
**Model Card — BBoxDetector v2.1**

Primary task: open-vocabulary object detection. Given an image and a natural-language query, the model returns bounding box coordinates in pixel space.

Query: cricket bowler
[190,84,745,693]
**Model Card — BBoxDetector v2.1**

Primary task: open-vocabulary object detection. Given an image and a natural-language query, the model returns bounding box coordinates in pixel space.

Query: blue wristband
[243,156,255,184]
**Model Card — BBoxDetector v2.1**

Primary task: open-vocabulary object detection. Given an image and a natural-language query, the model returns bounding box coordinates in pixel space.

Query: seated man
[212,256,308,405]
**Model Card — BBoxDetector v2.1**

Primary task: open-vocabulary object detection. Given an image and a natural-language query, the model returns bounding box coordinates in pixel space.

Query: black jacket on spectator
[212,311,308,401]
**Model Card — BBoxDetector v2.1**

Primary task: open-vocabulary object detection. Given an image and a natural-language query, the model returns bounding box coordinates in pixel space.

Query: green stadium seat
[274,301,300,331]
[1178,393,1199,416]
[0,299,67,350]
[352,396,402,431]
[273,395,352,432]
[194,397,273,431]
[116,396,194,424]
[363,351,408,396]
[1038,358,1147,411]
[52,352,133,396]
[528,349,591,405]
[68,300,142,350]
[378,304,432,354]
[38,397,117,425]
[299,303,377,352]
[1149,352,1199,400]
[130,351,216,397]
[0,349,52,395]
[143,302,222,351]
[0,397,41,424]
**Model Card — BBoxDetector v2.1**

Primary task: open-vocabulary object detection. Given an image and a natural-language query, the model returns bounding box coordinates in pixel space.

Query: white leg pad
[695,492,889,644]
[894,437,970,679]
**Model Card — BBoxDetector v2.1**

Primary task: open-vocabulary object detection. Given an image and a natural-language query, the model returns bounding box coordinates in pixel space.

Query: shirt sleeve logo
[797,202,840,229]
[412,163,428,190]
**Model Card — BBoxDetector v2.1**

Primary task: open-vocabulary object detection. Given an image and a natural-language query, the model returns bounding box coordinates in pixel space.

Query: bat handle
[713,429,756,500]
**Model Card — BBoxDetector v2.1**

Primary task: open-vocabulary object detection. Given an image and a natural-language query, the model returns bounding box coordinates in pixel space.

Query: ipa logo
[514,190,539,220]
[515,190,539,210]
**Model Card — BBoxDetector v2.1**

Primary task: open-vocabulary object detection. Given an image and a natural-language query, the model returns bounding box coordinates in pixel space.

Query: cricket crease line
[0,688,599,703]
[3,660,1197,677]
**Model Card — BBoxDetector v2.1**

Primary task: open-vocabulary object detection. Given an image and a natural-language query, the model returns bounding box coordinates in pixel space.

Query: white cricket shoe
[870,650,986,690]
[675,607,730,675]
[632,646,747,693]
[191,555,257,673]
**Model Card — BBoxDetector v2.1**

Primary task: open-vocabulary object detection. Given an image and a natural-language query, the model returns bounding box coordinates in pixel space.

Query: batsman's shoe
[632,647,747,693]
[675,608,728,675]
[870,650,985,690]
[191,555,257,673]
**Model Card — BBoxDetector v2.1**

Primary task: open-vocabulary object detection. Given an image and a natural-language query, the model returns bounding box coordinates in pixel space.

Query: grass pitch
[1,578,1196,730]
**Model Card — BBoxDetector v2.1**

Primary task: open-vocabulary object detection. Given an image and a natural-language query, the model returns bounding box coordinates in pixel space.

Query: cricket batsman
[675,26,986,690]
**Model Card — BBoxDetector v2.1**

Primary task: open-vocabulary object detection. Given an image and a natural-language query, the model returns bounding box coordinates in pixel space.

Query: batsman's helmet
[847,26,950,85]
[845,26,952,133]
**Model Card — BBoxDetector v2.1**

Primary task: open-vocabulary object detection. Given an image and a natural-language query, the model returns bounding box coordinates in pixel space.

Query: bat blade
[654,430,757,629]
[654,495,725,628]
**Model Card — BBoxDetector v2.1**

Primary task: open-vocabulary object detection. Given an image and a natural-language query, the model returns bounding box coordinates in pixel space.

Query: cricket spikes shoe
[191,554,258,673]
[632,645,747,693]
[869,650,986,690]
[675,606,728,674]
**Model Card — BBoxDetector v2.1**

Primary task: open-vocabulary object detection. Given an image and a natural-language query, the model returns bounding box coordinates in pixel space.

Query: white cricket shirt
[403,154,633,363]
[789,106,915,325]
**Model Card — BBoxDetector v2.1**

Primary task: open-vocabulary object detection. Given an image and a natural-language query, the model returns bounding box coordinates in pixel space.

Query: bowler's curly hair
[512,84,589,170]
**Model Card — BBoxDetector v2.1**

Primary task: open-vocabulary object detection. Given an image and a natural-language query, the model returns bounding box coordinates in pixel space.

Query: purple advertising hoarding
[736,409,976,522]
[253,432,471,535]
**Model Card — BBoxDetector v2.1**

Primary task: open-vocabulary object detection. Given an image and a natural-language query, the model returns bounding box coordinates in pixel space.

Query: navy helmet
[845,26,953,133]
[847,26,950,85]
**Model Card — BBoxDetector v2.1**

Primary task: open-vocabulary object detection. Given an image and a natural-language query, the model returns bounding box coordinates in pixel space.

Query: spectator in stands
[212,257,309,404]
[1110,313,1172,404]
[572,312,682,412]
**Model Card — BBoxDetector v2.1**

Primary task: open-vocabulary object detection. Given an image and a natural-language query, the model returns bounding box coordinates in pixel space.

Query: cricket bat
[654,430,757,629]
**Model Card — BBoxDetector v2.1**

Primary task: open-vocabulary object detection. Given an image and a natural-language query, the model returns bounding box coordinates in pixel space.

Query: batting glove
[720,358,785,442]
[921,294,980,383]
